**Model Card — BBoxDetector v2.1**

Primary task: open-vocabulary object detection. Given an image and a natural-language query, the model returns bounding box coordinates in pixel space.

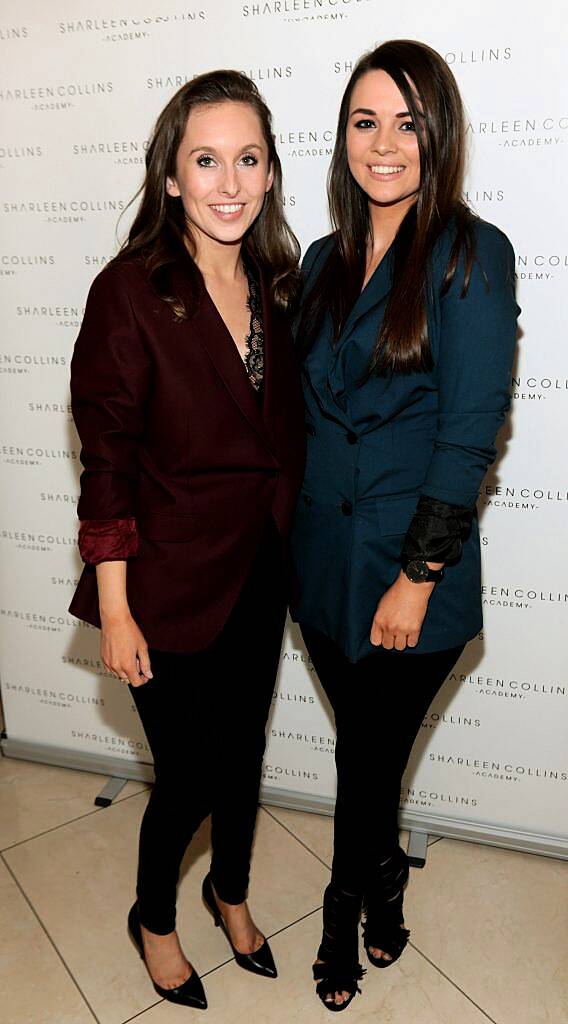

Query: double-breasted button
[346,431,358,445]
[302,494,313,507]
[341,501,353,516]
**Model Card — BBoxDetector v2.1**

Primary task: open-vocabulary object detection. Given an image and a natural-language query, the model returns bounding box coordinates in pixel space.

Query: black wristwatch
[403,559,444,584]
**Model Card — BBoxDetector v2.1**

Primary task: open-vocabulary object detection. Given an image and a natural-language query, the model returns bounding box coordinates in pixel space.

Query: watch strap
[403,559,444,584]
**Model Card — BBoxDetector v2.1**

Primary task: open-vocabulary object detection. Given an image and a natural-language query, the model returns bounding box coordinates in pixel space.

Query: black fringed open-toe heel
[363,846,411,969]
[313,883,366,1012]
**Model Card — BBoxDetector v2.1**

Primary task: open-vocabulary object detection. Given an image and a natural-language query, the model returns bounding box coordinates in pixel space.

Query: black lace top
[243,260,264,394]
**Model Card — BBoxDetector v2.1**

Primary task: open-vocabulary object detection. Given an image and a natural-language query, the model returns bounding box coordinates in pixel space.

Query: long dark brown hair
[297,39,477,374]
[115,69,300,317]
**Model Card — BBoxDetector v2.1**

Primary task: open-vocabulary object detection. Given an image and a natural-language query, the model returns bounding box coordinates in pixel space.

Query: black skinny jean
[301,625,464,896]
[130,520,287,935]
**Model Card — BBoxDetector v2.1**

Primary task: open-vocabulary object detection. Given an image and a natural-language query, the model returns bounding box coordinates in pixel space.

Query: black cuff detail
[401,496,474,567]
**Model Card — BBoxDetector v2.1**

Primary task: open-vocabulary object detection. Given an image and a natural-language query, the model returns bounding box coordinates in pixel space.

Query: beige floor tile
[264,806,334,865]
[264,805,434,867]
[0,755,148,849]
[0,858,94,1024]
[407,838,568,1024]
[4,797,329,1024]
[133,911,491,1024]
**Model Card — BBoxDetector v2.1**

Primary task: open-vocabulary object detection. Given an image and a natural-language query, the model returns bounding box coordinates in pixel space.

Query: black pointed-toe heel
[313,884,365,1012]
[127,903,208,1009]
[363,846,411,969]
[201,873,277,978]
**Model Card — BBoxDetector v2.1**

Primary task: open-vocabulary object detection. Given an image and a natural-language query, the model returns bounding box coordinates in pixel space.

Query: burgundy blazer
[68,249,306,653]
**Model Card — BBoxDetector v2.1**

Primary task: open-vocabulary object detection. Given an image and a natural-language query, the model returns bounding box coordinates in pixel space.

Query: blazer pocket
[137,509,198,542]
[375,495,419,536]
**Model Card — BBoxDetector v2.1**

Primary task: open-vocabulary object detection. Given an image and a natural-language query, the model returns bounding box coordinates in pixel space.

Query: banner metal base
[2,738,566,862]
[259,785,568,862]
[1,737,155,783]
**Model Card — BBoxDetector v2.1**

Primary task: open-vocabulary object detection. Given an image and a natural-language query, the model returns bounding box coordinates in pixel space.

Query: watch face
[406,560,430,583]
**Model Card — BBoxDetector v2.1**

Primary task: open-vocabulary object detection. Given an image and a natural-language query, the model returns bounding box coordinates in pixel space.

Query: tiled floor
[1,755,566,1024]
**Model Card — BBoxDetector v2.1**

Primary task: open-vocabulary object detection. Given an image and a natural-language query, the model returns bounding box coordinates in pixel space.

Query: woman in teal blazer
[290,40,519,1011]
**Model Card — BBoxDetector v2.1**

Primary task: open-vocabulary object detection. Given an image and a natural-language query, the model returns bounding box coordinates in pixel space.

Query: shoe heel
[202,874,222,927]
[128,902,145,959]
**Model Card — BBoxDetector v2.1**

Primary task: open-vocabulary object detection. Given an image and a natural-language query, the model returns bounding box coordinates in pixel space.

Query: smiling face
[346,69,421,210]
[166,100,274,249]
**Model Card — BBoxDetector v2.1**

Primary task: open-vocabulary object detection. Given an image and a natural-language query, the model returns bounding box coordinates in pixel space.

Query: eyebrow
[187,142,263,156]
[350,107,423,118]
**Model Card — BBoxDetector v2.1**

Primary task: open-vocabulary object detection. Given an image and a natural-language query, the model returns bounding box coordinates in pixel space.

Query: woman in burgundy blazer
[69,71,305,1009]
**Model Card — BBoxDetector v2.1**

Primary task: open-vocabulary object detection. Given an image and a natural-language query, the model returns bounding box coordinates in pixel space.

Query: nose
[370,124,397,156]
[219,164,239,197]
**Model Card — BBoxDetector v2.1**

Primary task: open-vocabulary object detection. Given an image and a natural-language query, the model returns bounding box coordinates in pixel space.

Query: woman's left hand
[370,572,435,651]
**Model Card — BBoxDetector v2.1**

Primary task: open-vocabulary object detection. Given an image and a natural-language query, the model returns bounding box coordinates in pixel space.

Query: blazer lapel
[338,246,394,343]
[171,248,278,456]
[302,249,393,426]
[256,257,278,438]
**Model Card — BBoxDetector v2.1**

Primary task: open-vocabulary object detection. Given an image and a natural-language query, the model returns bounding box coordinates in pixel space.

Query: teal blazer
[290,218,519,660]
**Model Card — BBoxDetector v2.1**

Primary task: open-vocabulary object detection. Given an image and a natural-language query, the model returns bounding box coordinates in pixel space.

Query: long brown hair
[297,39,477,374]
[115,69,300,317]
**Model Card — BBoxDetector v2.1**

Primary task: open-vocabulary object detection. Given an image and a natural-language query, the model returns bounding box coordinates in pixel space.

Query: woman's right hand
[100,610,153,687]
[95,560,152,686]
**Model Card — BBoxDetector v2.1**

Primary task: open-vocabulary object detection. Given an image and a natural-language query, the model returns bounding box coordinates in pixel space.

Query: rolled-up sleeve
[78,517,139,564]
[71,265,151,564]
[401,495,473,566]
[419,223,519,509]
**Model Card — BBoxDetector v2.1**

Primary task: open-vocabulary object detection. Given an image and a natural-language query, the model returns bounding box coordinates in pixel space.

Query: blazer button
[346,431,358,445]
[303,494,313,506]
[341,501,353,516]
[306,423,316,437]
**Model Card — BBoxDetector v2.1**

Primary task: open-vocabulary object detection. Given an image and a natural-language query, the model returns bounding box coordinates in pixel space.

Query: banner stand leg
[94,777,129,807]
[407,830,428,868]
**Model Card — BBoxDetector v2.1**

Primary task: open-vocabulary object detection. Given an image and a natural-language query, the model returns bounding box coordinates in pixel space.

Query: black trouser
[300,626,465,896]
[130,520,287,934]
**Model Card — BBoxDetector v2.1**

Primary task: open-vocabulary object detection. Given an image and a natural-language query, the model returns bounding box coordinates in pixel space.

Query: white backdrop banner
[1,1,566,855]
